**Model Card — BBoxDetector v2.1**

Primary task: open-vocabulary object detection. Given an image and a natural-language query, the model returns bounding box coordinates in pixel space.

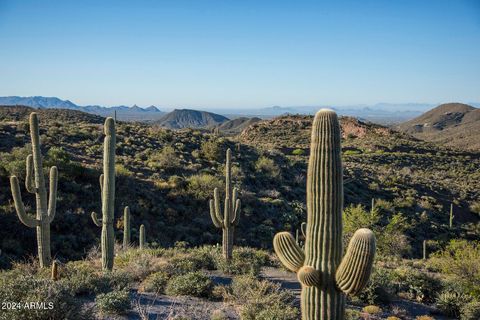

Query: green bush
[429,240,480,298]
[214,247,270,276]
[291,149,305,156]
[201,139,225,161]
[393,266,442,303]
[165,272,213,298]
[187,174,223,200]
[227,275,298,320]
[147,145,180,170]
[436,291,466,318]
[357,267,394,304]
[95,290,131,315]
[0,273,92,320]
[461,300,480,320]
[139,271,170,293]
[255,156,280,178]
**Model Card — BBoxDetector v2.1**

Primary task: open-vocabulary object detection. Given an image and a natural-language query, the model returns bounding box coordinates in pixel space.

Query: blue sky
[0,0,479,109]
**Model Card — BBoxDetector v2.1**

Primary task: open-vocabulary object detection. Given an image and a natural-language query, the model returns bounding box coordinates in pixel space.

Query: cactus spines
[336,228,376,295]
[10,113,58,268]
[91,117,116,271]
[123,206,131,250]
[273,109,376,320]
[209,148,241,261]
[139,224,146,249]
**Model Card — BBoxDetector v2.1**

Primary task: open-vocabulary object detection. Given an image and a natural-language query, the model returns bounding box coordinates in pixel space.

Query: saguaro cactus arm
[25,154,36,193]
[273,232,305,272]
[47,166,58,223]
[301,222,306,237]
[335,228,376,295]
[213,187,223,223]
[91,212,102,227]
[10,176,39,228]
[209,199,223,228]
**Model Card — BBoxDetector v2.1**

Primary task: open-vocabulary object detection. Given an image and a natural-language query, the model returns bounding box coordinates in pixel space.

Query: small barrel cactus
[209,148,241,261]
[91,117,116,271]
[273,109,376,320]
[10,112,58,268]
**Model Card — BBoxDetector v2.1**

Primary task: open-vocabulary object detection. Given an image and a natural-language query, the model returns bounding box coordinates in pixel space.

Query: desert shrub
[187,173,223,200]
[214,247,270,276]
[95,290,131,315]
[429,239,480,298]
[165,272,213,298]
[163,248,216,276]
[0,273,92,320]
[435,290,467,318]
[60,260,102,295]
[362,305,382,314]
[227,275,298,320]
[114,250,158,280]
[345,309,362,320]
[147,145,180,170]
[60,260,132,296]
[357,267,395,304]
[201,139,225,161]
[255,156,280,178]
[470,202,480,215]
[393,266,441,303]
[461,300,480,320]
[291,148,305,156]
[139,271,170,293]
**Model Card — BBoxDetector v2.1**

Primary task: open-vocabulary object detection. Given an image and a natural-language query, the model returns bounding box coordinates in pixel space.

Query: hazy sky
[0,0,479,108]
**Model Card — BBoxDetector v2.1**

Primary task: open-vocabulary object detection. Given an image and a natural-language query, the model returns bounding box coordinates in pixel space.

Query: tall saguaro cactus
[273,109,376,320]
[209,148,241,261]
[123,206,130,250]
[91,117,116,271]
[10,112,58,268]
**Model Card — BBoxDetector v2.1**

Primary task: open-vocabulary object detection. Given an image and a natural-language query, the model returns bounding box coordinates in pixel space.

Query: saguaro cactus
[123,206,130,250]
[91,117,116,271]
[209,148,241,261]
[10,112,58,268]
[273,109,376,320]
[139,224,146,249]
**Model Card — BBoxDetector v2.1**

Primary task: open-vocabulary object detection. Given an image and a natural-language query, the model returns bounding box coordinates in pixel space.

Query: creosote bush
[224,275,299,320]
[0,273,92,320]
[95,289,131,315]
[139,271,170,293]
[165,271,213,298]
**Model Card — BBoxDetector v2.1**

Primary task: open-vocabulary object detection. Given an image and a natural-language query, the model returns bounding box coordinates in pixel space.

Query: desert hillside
[396,103,480,151]
[0,106,478,320]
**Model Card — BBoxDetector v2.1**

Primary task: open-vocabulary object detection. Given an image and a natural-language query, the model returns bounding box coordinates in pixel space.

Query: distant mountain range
[396,102,480,151]
[0,96,164,121]
[2,96,479,125]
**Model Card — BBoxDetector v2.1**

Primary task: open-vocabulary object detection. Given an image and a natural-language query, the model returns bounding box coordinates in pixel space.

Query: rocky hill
[216,117,261,135]
[395,103,480,150]
[156,109,229,129]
